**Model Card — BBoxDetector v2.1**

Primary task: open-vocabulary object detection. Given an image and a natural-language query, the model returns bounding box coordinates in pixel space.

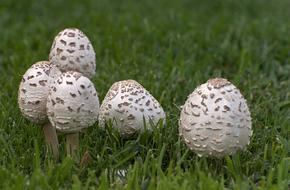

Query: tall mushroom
[48,27,96,162]
[179,78,252,157]
[49,28,96,78]
[18,61,61,160]
[47,71,99,158]
[98,80,166,137]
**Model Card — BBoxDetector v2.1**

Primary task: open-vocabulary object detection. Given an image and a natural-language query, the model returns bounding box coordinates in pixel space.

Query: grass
[0,0,289,189]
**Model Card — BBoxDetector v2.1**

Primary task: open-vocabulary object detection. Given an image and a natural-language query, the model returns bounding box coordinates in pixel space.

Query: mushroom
[98,80,166,137]
[179,78,252,157]
[47,71,99,158]
[18,61,61,160]
[49,28,96,78]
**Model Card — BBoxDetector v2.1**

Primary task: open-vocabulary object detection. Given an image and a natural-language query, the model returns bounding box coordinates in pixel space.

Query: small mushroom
[18,61,61,160]
[47,71,99,158]
[179,78,252,157]
[49,28,96,78]
[98,79,166,137]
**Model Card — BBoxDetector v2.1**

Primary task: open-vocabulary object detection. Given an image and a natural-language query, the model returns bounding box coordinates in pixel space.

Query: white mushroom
[179,78,252,157]
[49,28,96,78]
[18,61,61,160]
[98,80,166,137]
[47,71,99,157]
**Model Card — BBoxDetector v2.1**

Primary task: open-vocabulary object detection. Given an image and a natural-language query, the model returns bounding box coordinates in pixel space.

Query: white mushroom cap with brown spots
[98,80,166,137]
[18,61,62,124]
[179,78,252,157]
[49,28,96,78]
[47,71,99,133]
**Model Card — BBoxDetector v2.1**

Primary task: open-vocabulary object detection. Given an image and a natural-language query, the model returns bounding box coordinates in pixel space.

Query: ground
[0,0,289,189]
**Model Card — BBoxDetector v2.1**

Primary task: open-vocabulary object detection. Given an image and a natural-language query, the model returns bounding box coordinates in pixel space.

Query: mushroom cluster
[179,78,252,157]
[18,27,253,163]
[18,28,99,160]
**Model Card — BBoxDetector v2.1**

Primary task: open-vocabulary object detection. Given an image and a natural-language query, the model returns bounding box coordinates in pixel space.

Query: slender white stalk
[43,123,59,160]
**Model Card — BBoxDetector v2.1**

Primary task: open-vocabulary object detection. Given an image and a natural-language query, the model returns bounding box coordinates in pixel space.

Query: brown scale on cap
[98,79,166,137]
[207,78,231,89]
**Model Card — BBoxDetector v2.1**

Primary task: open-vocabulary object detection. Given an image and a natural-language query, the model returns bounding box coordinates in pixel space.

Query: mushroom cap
[49,28,96,78]
[98,80,166,137]
[47,71,99,133]
[18,61,61,124]
[179,78,252,157]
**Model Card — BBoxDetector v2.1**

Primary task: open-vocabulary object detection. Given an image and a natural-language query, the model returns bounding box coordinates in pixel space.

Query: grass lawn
[0,0,289,189]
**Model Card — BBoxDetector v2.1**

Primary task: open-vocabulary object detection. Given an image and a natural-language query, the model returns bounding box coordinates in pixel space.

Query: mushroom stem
[43,123,59,160]
[66,132,79,159]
